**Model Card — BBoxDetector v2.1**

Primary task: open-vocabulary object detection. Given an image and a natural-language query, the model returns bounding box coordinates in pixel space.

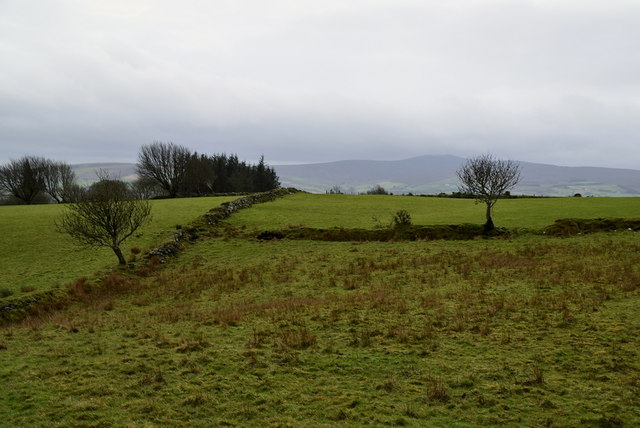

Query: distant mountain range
[274,155,640,196]
[71,156,640,197]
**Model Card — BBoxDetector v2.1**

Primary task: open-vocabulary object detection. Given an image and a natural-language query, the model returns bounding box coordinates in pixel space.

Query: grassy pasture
[1,233,639,426]
[0,196,237,295]
[226,193,640,230]
[1,193,639,426]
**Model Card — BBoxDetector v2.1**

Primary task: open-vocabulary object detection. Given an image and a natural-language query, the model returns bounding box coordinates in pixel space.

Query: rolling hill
[274,155,640,196]
[71,163,137,185]
[70,156,640,196]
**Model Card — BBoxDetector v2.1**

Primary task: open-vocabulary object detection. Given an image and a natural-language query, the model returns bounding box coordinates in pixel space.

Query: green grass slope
[0,196,237,295]
[227,193,640,230]
[1,234,638,426]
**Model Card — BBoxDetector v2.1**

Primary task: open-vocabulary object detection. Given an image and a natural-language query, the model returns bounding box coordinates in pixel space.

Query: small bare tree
[58,178,151,265]
[457,154,521,231]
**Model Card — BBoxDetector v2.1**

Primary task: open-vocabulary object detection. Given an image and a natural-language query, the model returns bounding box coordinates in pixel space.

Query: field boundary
[544,217,640,236]
[0,188,301,324]
[146,187,300,262]
[256,224,509,242]
[255,216,640,242]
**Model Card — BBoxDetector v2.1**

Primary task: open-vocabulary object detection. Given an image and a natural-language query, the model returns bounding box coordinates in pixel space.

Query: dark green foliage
[392,210,412,229]
[180,152,280,195]
[138,143,280,198]
[364,185,389,195]
[204,153,279,194]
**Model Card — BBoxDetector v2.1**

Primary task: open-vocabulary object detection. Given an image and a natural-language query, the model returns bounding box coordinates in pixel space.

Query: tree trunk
[484,202,495,232]
[112,246,127,265]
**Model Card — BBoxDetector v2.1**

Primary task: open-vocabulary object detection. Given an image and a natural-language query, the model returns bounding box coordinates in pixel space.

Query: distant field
[0,196,237,294]
[227,193,640,230]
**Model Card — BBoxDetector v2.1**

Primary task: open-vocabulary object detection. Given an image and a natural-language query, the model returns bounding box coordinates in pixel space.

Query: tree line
[0,156,81,205]
[0,142,280,204]
[136,142,279,198]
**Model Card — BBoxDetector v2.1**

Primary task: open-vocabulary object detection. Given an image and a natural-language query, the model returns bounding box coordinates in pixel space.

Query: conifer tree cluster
[136,142,279,198]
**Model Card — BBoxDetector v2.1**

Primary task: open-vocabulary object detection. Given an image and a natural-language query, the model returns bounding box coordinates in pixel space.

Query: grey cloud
[0,0,639,168]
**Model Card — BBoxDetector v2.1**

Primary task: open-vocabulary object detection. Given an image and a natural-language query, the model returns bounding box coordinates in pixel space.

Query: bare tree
[58,177,151,265]
[131,175,162,200]
[457,154,521,231]
[0,156,79,204]
[41,161,77,203]
[0,156,47,204]
[137,142,191,197]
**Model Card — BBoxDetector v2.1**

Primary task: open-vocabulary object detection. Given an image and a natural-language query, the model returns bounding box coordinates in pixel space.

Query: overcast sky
[1,0,639,168]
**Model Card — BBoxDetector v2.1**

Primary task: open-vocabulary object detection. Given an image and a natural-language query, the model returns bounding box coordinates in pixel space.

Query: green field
[227,193,640,230]
[0,196,237,295]
[1,194,639,426]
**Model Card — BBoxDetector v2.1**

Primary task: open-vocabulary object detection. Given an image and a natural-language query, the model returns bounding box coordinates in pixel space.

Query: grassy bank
[0,196,237,295]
